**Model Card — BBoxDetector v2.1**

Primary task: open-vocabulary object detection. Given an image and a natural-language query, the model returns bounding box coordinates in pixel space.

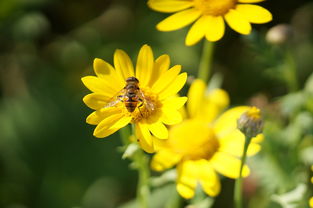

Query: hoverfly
[104,77,154,113]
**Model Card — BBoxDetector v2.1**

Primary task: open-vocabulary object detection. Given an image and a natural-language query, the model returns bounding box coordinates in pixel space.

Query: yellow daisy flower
[148,0,272,45]
[151,79,263,198]
[82,44,187,153]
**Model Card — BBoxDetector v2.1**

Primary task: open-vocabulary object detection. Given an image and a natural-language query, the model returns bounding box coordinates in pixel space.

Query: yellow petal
[225,9,252,35]
[93,58,124,88]
[185,16,207,46]
[199,88,230,122]
[83,93,111,110]
[148,54,170,87]
[148,0,193,13]
[81,76,120,96]
[205,15,225,42]
[219,129,261,157]
[86,111,103,125]
[135,44,154,87]
[155,54,170,74]
[95,128,120,138]
[152,65,181,94]
[251,133,264,143]
[157,8,201,31]
[206,89,230,111]
[214,106,250,138]
[109,116,131,129]
[160,108,183,125]
[210,152,250,178]
[238,0,264,3]
[113,49,135,80]
[151,149,181,171]
[162,96,188,110]
[136,122,154,153]
[86,107,121,125]
[93,114,123,138]
[176,183,195,199]
[148,122,168,139]
[176,161,198,199]
[158,73,187,100]
[310,197,313,208]
[236,4,272,24]
[198,160,221,197]
[187,79,206,118]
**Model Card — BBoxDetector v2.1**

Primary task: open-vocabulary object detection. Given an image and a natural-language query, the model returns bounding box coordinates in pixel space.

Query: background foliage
[0,0,313,207]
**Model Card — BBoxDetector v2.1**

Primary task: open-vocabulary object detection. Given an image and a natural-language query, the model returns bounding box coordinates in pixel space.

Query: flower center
[168,120,220,160]
[193,0,237,16]
[130,88,160,122]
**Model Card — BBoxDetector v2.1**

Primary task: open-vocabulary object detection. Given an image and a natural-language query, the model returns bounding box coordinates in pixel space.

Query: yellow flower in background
[82,44,187,153]
[148,0,272,45]
[151,79,263,199]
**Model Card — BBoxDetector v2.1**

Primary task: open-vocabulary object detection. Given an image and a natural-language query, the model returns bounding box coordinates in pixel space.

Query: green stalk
[131,125,150,208]
[119,125,150,208]
[119,125,131,145]
[197,40,215,83]
[165,189,183,208]
[234,136,251,208]
[135,148,150,208]
[284,51,298,92]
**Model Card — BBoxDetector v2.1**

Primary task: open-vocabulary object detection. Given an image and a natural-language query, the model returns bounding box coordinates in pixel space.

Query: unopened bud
[237,107,263,138]
[266,24,293,45]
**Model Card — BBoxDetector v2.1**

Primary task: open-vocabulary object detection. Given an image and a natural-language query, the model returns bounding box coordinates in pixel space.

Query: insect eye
[126,76,139,82]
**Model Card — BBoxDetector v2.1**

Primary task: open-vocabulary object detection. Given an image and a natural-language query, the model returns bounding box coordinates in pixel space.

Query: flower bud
[237,107,263,138]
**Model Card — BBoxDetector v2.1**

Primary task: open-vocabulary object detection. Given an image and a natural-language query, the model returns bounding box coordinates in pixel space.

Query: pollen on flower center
[130,88,160,122]
[169,120,220,160]
[193,0,237,16]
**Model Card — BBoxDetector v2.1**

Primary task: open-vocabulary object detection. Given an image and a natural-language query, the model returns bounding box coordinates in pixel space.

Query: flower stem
[119,125,131,145]
[119,125,150,208]
[198,40,215,83]
[234,136,251,208]
[284,51,298,92]
[135,148,150,208]
[165,188,183,208]
[130,125,150,208]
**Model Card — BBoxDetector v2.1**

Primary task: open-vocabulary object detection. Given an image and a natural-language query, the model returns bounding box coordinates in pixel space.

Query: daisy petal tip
[156,23,165,31]
[242,27,252,35]
[181,72,188,81]
[93,131,102,138]
[156,21,174,32]
[93,57,102,62]
[185,38,197,46]
[114,49,122,54]
[81,76,89,85]
[82,95,89,104]
[206,36,221,42]
[140,44,151,50]
[267,13,273,22]
[182,96,188,103]
[93,58,105,68]
[86,117,93,125]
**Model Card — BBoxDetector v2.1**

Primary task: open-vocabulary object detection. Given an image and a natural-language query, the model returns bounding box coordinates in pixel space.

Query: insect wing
[103,89,126,109]
[103,98,123,109]
[138,90,155,111]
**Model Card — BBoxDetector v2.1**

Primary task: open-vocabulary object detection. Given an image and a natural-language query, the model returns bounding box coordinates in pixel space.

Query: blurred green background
[0,0,313,208]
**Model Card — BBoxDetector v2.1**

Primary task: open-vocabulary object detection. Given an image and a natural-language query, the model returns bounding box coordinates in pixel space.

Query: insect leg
[138,98,144,116]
